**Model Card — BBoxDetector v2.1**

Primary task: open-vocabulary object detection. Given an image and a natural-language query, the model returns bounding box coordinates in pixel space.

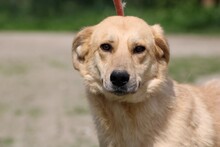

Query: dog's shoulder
[200,79,220,115]
[200,79,220,146]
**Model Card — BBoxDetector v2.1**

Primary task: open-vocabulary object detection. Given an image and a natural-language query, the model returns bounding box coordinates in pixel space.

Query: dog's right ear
[72,26,94,70]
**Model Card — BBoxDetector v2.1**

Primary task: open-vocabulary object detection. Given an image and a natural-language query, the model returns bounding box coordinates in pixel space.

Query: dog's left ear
[151,24,170,63]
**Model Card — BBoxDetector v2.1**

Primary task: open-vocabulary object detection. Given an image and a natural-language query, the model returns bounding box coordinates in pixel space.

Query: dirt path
[168,34,220,57]
[0,32,220,147]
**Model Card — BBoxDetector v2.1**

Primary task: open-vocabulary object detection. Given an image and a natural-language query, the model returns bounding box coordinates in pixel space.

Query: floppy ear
[72,26,94,70]
[151,24,170,63]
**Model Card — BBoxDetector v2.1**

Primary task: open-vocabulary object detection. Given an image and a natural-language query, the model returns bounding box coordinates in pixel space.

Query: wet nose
[110,70,130,87]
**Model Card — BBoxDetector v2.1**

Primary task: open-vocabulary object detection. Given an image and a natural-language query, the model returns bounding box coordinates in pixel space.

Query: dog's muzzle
[110,70,130,87]
[103,70,139,96]
[108,70,130,95]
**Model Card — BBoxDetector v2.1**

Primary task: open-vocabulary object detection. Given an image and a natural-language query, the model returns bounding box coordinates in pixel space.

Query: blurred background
[0,0,220,147]
[0,0,220,32]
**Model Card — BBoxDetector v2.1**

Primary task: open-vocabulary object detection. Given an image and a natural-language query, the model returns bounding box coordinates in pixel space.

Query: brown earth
[0,32,220,147]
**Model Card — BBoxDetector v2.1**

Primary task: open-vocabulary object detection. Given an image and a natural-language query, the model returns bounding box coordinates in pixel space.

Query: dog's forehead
[97,16,150,30]
[93,16,153,41]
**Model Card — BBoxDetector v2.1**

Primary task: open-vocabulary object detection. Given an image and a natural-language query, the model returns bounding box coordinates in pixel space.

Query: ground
[0,32,219,147]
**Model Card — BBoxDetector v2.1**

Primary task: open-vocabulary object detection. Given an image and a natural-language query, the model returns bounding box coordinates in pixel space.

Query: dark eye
[133,46,146,54]
[100,43,112,52]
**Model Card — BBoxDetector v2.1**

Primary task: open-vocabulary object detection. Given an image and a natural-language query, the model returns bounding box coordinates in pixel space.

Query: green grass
[127,7,220,34]
[72,136,97,147]
[48,59,68,69]
[0,62,29,76]
[0,8,114,31]
[0,103,8,117]
[0,137,14,147]
[14,109,23,116]
[0,6,220,33]
[66,106,89,116]
[27,107,43,118]
[169,56,220,83]
[14,107,43,118]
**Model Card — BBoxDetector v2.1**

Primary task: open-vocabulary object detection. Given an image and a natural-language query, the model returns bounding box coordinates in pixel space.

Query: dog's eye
[133,46,146,54]
[100,43,112,52]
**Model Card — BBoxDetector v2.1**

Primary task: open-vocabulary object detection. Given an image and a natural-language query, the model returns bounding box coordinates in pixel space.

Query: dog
[72,16,220,147]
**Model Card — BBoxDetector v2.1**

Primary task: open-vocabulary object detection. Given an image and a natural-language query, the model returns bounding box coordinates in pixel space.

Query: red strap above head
[113,0,124,16]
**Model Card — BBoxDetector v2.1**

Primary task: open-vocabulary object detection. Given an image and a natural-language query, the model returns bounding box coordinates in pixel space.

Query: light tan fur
[72,16,220,147]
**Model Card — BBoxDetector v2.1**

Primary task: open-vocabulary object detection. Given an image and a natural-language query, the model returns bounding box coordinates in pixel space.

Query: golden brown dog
[72,16,220,147]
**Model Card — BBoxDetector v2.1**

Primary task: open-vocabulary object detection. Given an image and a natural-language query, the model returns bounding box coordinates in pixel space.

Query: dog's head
[72,16,169,102]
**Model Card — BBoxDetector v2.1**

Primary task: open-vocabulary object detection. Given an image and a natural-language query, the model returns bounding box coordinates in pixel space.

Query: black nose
[110,70,130,87]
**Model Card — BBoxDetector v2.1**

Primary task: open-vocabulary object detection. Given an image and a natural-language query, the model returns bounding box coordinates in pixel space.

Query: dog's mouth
[103,81,139,96]
[112,86,129,96]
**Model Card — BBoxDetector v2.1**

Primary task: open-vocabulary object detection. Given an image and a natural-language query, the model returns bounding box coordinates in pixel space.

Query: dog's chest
[98,102,152,147]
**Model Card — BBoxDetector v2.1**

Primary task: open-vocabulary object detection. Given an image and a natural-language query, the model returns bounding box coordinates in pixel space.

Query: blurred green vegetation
[0,0,220,33]
[169,56,220,82]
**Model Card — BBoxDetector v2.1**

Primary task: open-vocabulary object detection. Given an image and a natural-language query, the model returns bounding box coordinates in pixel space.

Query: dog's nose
[110,70,130,87]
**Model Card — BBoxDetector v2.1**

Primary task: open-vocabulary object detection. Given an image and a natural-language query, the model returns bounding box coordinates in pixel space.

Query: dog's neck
[87,78,176,146]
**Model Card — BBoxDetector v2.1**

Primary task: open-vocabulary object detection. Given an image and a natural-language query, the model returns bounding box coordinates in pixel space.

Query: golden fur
[72,16,220,147]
